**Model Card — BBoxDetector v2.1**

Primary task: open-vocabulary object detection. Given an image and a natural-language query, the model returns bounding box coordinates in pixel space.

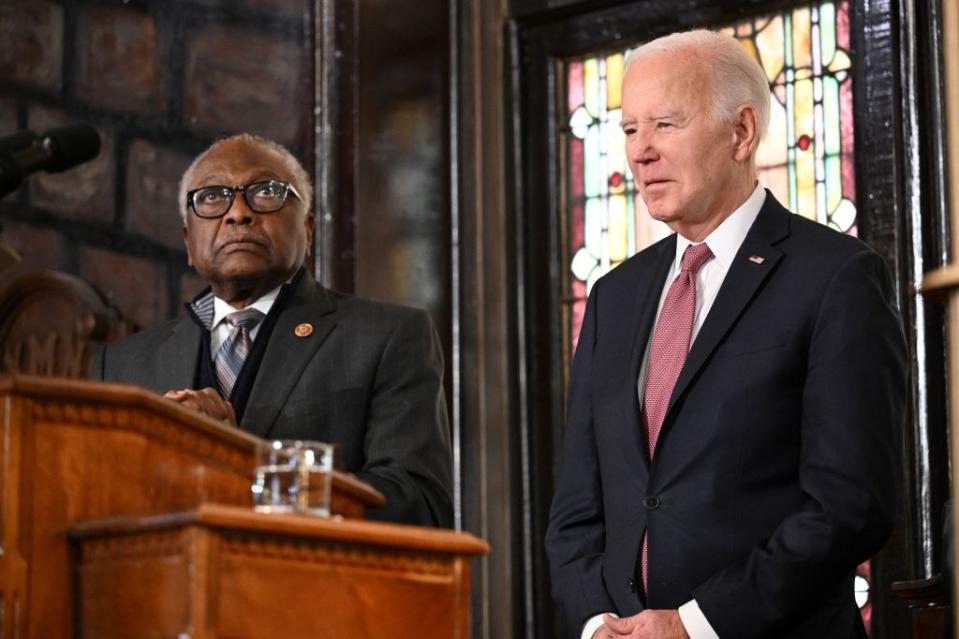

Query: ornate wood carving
[0,270,134,378]
[219,531,453,576]
[80,529,185,563]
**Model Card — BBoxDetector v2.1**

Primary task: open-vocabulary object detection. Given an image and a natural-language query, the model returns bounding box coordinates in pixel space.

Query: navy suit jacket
[91,272,453,528]
[546,193,907,638]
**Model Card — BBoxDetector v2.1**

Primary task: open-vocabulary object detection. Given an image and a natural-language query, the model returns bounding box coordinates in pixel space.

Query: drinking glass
[251,440,334,517]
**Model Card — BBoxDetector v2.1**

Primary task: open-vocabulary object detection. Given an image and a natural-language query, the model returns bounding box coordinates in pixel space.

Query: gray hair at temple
[177,133,314,225]
[625,29,770,144]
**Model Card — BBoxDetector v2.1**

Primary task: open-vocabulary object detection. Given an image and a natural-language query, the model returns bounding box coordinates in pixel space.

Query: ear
[182,225,194,268]
[731,104,759,162]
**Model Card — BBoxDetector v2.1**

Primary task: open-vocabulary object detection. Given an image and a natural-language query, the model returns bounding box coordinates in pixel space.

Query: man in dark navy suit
[546,30,907,639]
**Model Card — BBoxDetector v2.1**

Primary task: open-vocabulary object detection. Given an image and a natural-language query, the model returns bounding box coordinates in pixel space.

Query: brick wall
[0,0,313,329]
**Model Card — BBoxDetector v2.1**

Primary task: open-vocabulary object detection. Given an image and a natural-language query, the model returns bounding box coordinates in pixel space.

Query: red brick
[79,247,169,329]
[126,139,192,250]
[183,27,305,145]
[27,106,114,224]
[0,1,63,93]
[74,7,165,114]
[0,219,68,272]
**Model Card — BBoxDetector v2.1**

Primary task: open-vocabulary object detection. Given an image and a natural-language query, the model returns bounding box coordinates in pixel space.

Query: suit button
[644,496,661,509]
[628,578,637,593]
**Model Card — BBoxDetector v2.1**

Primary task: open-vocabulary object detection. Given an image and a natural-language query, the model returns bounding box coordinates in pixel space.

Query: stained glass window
[563,0,856,355]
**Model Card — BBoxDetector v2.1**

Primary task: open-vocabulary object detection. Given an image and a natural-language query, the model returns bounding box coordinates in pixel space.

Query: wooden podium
[0,375,487,638]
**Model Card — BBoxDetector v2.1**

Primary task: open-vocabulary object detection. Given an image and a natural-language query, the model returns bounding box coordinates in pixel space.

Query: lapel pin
[748,255,765,264]
[294,323,313,337]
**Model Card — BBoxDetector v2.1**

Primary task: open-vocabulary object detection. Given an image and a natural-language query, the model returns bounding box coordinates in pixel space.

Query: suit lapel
[665,194,791,420]
[155,320,202,392]
[241,277,337,438]
[624,236,676,466]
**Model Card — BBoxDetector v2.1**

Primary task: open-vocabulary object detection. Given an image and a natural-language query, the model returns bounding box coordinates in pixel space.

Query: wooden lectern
[0,375,487,638]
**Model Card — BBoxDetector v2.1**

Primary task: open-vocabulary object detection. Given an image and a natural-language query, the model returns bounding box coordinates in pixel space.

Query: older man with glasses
[91,133,453,528]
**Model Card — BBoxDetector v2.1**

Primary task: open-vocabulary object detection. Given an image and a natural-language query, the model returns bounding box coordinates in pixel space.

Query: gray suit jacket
[91,272,453,528]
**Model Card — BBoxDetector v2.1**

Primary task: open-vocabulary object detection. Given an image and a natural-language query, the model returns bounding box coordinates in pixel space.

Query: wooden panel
[0,375,384,639]
[70,505,488,639]
[74,530,194,639]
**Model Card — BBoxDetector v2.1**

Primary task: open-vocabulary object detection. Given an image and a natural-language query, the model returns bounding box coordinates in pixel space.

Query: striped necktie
[214,308,265,399]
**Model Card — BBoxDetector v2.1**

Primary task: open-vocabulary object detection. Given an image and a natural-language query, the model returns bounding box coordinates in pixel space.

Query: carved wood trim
[0,269,134,378]
[79,529,185,563]
[218,531,455,577]
[30,400,253,477]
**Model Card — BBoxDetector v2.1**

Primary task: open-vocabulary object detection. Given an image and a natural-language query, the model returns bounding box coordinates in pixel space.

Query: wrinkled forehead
[190,141,290,187]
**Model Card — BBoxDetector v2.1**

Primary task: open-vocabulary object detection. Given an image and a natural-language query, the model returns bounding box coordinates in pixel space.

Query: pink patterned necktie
[640,241,714,593]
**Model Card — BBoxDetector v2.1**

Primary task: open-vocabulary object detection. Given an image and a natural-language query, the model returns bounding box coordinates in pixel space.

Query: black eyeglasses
[186,180,302,219]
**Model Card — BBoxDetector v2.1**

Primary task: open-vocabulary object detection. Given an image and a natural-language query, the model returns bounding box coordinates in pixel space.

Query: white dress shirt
[210,285,282,356]
[581,182,766,639]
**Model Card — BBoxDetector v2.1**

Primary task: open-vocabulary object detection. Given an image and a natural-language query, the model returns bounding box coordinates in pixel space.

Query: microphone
[0,130,37,155]
[0,124,102,198]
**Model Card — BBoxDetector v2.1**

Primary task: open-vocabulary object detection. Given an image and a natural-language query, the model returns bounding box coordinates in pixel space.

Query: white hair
[177,133,314,225]
[625,29,770,143]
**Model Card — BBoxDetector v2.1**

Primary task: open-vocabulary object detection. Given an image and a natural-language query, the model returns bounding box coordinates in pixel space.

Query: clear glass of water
[251,440,335,517]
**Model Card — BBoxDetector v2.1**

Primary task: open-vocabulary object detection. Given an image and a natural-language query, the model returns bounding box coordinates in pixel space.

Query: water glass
[251,440,334,517]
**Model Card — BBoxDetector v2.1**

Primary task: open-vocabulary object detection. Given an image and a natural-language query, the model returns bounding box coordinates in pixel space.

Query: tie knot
[225,308,265,330]
[681,243,713,274]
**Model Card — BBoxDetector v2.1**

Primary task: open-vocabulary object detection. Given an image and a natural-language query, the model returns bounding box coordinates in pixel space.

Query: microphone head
[42,124,101,172]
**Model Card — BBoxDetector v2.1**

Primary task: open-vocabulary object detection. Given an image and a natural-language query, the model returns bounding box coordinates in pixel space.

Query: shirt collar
[212,285,282,330]
[186,268,307,331]
[674,181,766,269]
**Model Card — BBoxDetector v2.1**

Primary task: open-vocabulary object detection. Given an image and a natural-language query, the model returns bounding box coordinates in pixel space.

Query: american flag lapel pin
[748,255,765,264]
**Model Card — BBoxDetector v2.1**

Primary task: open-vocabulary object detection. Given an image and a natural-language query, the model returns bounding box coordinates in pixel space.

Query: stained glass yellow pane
[825,155,842,212]
[792,7,812,70]
[829,48,851,73]
[794,78,815,141]
[739,38,759,64]
[606,54,624,109]
[757,98,789,165]
[584,59,599,118]
[756,15,785,82]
